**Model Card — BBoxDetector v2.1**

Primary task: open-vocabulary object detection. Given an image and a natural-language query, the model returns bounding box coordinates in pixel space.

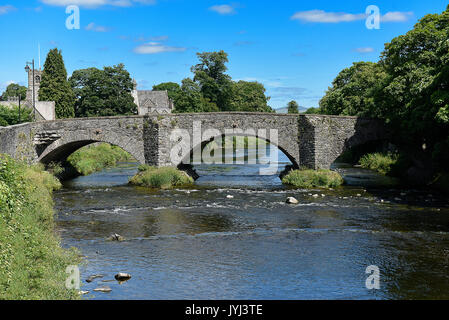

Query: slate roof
[137,90,173,110]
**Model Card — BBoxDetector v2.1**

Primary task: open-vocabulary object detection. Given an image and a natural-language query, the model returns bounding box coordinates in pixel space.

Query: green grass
[67,143,133,176]
[282,169,344,189]
[359,152,399,176]
[129,165,194,189]
[0,155,80,299]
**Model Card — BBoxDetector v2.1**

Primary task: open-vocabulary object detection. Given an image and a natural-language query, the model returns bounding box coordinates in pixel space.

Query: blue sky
[0,0,447,110]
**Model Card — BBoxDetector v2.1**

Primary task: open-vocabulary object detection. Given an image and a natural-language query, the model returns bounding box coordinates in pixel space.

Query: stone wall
[0,113,388,170]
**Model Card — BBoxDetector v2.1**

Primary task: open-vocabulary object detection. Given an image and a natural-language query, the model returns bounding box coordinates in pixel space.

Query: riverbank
[0,155,80,299]
[67,143,133,176]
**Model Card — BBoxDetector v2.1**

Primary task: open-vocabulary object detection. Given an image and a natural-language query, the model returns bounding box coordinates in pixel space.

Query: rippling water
[55,150,449,300]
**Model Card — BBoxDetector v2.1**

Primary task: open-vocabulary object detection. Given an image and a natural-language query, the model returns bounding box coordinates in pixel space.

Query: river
[54,147,449,300]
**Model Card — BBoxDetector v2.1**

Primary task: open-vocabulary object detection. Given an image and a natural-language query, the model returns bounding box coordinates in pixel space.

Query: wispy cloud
[234,41,254,47]
[209,4,236,15]
[40,0,156,8]
[291,10,366,23]
[291,9,413,23]
[0,5,16,15]
[133,42,186,54]
[85,22,111,32]
[381,11,413,22]
[354,47,374,53]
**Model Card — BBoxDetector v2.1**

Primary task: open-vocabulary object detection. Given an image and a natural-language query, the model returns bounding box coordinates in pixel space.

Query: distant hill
[275,106,308,114]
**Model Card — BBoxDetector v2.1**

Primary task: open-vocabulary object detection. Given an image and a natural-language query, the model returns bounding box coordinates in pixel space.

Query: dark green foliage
[69,64,137,117]
[38,49,75,119]
[318,6,449,173]
[0,105,33,126]
[1,83,27,101]
[154,51,273,113]
[287,101,299,114]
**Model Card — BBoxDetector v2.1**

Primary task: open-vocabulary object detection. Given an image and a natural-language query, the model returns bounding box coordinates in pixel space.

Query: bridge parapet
[0,113,388,171]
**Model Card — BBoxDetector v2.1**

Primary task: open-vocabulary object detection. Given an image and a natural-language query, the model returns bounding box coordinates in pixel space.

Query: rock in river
[107,233,125,242]
[115,273,132,281]
[286,197,299,204]
[93,286,112,293]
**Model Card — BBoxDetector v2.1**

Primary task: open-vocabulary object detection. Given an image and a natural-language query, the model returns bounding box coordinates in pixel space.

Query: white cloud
[291,9,413,23]
[355,47,374,53]
[291,10,366,23]
[0,5,16,15]
[209,4,236,15]
[40,0,155,8]
[85,22,110,32]
[133,42,186,54]
[381,11,413,22]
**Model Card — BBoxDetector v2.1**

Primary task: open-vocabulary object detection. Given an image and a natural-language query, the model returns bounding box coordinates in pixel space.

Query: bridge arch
[176,132,298,175]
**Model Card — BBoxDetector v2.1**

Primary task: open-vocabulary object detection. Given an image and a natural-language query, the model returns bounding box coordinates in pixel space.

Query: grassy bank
[129,165,193,189]
[282,169,344,189]
[0,155,80,299]
[358,152,412,177]
[67,143,133,176]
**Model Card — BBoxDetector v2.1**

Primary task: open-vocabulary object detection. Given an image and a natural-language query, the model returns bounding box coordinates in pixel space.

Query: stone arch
[177,132,299,173]
[38,136,145,165]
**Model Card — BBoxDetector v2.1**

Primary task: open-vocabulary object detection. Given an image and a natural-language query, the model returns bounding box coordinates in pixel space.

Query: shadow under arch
[177,133,298,180]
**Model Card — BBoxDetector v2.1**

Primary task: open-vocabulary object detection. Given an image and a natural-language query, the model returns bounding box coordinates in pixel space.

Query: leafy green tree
[69,64,137,117]
[1,83,27,101]
[304,107,320,114]
[173,78,218,113]
[319,62,387,117]
[287,100,299,114]
[230,81,273,112]
[191,50,233,111]
[38,48,75,118]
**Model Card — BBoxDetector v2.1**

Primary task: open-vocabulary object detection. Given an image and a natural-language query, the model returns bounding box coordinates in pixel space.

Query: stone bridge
[0,113,388,172]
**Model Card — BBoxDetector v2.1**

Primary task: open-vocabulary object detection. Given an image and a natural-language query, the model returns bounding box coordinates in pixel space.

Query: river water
[54,148,449,300]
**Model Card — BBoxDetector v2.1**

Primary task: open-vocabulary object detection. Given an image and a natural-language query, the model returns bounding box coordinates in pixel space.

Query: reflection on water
[55,148,449,300]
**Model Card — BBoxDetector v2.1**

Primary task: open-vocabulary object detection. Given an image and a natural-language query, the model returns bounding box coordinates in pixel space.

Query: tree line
[1,49,275,124]
[313,6,449,174]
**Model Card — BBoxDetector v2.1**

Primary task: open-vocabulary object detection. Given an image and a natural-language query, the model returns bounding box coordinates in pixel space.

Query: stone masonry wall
[0,113,387,171]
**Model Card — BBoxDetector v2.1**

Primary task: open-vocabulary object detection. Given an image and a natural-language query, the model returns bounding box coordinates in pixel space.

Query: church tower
[25,67,43,104]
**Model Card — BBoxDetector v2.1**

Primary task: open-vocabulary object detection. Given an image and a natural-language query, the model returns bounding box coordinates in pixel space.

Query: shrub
[129,166,193,189]
[359,153,399,176]
[282,169,344,189]
[0,154,80,299]
[0,105,33,126]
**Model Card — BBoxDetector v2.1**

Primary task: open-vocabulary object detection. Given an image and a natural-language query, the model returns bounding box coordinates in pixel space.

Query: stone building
[2,68,55,121]
[24,68,55,121]
[132,80,174,115]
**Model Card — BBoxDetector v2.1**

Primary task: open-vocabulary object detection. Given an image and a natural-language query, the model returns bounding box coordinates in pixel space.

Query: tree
[287,100,299,114]
[1,83,27,101]
[173,78,218,113]
[0,105,32,126]
[39,48,75,118]
[319,62,387,117]
[69,64,137,117]
[191,50,233,111]
[230,81,273,112]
